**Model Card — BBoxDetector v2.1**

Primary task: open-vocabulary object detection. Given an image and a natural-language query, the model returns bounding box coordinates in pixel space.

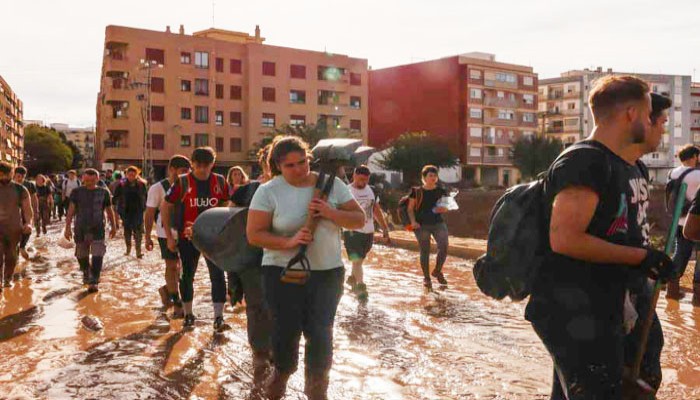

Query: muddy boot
[252,351,272,388]
[158,285,171,308]
[304,372,330,400]
[264,369,291,400]
[691,285,700,306]
[423,276,432,290]
[431,269,448,285]
[666,279,684,300]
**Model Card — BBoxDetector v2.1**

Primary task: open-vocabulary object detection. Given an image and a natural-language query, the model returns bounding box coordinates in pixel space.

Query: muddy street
[2,223,700,399]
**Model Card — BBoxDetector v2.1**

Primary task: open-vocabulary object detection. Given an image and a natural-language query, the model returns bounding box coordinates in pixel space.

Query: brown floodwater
[1,222,700,399]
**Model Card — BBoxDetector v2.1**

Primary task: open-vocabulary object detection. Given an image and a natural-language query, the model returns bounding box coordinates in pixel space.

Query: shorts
[75,235,107,259]
[158,237,178,260]
[343,231,374,261]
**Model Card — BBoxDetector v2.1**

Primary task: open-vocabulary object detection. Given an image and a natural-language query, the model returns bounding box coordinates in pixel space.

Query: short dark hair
[589,75,650,123]
[15,166,27,175]
[0,161,13,174]
[650,93,672,124]
[269,136,310,176]
[83,168,99,176]
[421,165,439,177]
[354,165,371,176]
[678,144,700,162]
[191,147,216,165]
[168,154,191,170]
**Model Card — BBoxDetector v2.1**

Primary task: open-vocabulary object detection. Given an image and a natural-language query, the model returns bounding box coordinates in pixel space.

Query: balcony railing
[484,80,518,89]
[484,97,519,108]
[103,140,128,149]
[547,126,564,133]
[484,116,518,126]
[483,135,512,145]
[564,91,581,99]
[483,155,512,164]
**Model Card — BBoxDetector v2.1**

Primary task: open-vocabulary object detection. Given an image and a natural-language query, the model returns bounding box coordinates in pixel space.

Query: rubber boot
[252,351,272,388]
[264,369,291,400]
[693,284,700,306]
[304,371,330,400]
[666,279,684,300]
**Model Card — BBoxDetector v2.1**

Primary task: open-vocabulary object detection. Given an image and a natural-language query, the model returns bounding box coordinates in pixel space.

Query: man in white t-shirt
[667,144,700,299]
[144,155,191,317]
[344,165,390,300]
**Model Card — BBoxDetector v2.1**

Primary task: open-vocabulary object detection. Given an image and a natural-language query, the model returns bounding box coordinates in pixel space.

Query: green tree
[23,125,73,175]
[510,135,563,181]
[377,131,459,185]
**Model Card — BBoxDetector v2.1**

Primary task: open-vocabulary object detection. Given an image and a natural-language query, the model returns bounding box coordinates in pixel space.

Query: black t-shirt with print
[23,181,36,195]
[36,185,53,198]
[525,140,650,336]
[409,187,448,225]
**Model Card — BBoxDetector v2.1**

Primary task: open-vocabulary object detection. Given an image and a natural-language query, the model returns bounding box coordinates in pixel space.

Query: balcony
[548,93,564,100]
[103,140,129,149]
[483,135,512,145]
[483,155,512,165]
[484,79,518,89]
[547,126,564,134]
[562,108,580,116]
[484,116,518,127]
[484,96,519,108]
[564,91,581,99]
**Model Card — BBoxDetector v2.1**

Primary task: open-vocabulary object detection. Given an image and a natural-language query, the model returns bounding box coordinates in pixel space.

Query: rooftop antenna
[212,0,215,27]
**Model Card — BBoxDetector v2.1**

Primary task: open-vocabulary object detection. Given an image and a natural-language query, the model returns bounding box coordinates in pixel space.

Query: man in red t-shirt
[162,147,231,330]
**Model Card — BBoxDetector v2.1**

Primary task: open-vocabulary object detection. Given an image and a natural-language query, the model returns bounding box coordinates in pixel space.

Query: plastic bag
[434,190,459,212]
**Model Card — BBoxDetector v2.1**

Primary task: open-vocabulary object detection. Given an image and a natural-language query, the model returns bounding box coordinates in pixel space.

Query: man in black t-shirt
[13,166,38,261]
[526,76,674,399]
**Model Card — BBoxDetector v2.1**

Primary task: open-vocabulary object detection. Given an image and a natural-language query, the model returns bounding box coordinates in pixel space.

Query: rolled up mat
[191,207,263,273]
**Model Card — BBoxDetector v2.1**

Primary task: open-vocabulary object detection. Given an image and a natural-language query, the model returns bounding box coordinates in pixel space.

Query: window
[230,112,242,127]
[195,106,209,123]
[216,84,224,99]
[181,107,191,120]
[150,106,164,121]
[523,113,535,122]
[470,88,482,99]
[523,131,535,138]
[469,147,481,157]
[151,134,165,150]
[350,72,361,86]
[262,113,275,127]
[567,102,576,110]
[350,96,361,109]
[262,87,276,102]
[318,90,338,105]
[195,51,209,69]
[290,90,306,104]
[523,76,534,86]
[195,133,209,147]
[145,48,165,65]
[230,138,242,152]
[194,79,209,96]
[470,69,482,79]
[150,77,164,93]
[496,72,517,83]
[216,57,224,73]
[230,85,242,100]
[498,109,514,120]
[470,127,482,137]
[565,118,579,126]
[180,52,191,64]
[290,115,306,126]
[350,119,361,131]
[215,111,224,126]
[180,135,191,147]
[290,64,306,79]
[497,91,504,99]
[318,66,345,81]
[262,61,276,76]
[230,59,242,74]
[216,137,224,152]
[508,93,516,101]
[181,80,191,92]
[470,108,482,118]
[523,94,534,105]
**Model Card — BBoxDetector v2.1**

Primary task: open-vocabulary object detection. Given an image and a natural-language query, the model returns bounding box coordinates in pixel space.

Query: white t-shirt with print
[669,166,700,226]
[348,183,376,234]
[146,181,178,238]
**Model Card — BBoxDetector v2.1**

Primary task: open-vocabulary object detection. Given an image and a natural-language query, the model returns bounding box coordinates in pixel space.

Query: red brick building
[369,52,538,186]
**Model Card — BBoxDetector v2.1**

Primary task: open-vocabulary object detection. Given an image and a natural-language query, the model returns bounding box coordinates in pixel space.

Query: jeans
[237,266,273,354]
[672,227,700,283]
[624,280,664,390]
[177,239,226,304]
[262,265,345,376]
[0,229,21,282]
[124,224,143,252]
[413,222,449,278]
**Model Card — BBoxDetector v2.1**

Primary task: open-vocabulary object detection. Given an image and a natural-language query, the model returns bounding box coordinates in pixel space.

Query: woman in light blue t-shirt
[247,136,364,400]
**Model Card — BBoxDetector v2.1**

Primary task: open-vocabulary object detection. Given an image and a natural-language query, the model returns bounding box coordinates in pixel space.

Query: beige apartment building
[96,24,368,176]
[0,75,24,165]
[51,123,95,167]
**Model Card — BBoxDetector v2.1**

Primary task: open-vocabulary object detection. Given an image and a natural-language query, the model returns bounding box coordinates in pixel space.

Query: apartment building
[96,24,368,175]
[369,52,538,187]
[0,75,24,165]
[51,123,95,167]
[538,75,586,146]
[691,82,700,143]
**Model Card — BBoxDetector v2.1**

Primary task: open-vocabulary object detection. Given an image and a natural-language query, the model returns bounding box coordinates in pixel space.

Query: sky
[1,0,699,127]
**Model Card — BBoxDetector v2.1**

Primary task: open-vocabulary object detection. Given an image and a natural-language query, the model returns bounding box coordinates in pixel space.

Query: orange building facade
[0,75,24,165]
[96,25,368,175]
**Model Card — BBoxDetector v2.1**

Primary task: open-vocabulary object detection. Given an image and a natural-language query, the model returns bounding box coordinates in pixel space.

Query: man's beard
[631,120,646,144]
[0,179,10,185]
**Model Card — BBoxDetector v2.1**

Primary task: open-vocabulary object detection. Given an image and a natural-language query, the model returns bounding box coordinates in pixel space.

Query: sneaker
[87,284,99,293]
[20,248,29,260]
[431,270,448,285]
[3,280,11,288]
[353,282,368,300]
[213,316,230,332]
[82,273,90,285]
[346,275,357,289]
[136,251,143,259]
[158,285,170,308]
[183,314,196,329]
[423,277,432,290]
[172,307,184,319]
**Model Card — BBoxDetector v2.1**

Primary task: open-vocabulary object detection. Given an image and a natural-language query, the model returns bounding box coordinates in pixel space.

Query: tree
[377,131,459,185]
[23,125,73,175]
[510,135,563,181]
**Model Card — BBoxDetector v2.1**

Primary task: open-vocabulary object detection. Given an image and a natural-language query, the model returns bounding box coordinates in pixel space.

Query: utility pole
[131,59,162,182]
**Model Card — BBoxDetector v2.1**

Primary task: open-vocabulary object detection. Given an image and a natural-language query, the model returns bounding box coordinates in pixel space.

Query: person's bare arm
[684,214,700,241]
[21,194,33,232]
[31,192,39,215]
[105,206,117,239]
[309,198,365,230]
[373,202,390,233]
[550,186,646,265]
[64,203,76,240]
[144,207,156,239]
[247,209,312,250]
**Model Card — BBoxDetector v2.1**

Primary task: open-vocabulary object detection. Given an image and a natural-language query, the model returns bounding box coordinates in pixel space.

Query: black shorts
[343,231,374,261]
[158,238,179,260]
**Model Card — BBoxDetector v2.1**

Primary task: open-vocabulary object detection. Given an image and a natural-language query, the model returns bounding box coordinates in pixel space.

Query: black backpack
[473,143,603,301]
[665,168,698,215]
[398,187,423,230]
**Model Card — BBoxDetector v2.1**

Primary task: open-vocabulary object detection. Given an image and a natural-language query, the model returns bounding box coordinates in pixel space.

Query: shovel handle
[631,182,687,380]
